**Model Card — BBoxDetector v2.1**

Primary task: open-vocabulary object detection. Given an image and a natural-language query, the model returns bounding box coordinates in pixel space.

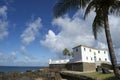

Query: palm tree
[63,48,70,59]
[53,0,120,79]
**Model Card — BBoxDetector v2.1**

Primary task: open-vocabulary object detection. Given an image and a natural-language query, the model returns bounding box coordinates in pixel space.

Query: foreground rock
[0,67,56,80]
[102,67,112,74]
[60,71,95,80]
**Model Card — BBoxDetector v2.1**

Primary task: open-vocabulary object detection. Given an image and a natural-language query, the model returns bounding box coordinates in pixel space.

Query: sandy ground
[35,78,43,80]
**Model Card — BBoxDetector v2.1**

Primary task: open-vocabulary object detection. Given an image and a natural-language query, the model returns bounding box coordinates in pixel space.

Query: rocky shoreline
[0,66,114,80]
[0,67,59,80]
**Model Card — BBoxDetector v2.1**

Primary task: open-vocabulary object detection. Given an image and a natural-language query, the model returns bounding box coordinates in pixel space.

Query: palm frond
[109,1,120,16]
[84,1,95,19]
[92,15,104,39]
[80,0,91,9]
[53,0,90,18]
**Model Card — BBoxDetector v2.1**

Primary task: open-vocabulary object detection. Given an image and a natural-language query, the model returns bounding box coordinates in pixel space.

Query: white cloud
[0,6,8,40]
[6,51,17,61]
[0,52,5,61]
[20,46,31,60]
[0,6,7,19]
[108,15,120,49]
[20,45,38,62]
[21,17,42,45]
[0,49,44,66]
[0,51,42,66]
[21,46,27,55]
[41,11,97,53]
[3,0,14,6]
[41,10,120,56]
[0,51,17,63]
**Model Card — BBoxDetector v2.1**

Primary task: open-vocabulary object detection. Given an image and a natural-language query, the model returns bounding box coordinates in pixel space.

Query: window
[94,52,96,55]
[89,49,91,52]
[98,51,100,53]
[105,58,107,61]
[91,57,93,60]
[104,51,106,54]
[86,57,88,60]
[99,58,101,61]
[84,48,86,51]
[94,56,96,62]
[76,48,78,52]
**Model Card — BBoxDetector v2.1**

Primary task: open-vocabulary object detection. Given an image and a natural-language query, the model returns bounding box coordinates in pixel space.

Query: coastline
[0,66,45,73]
[0,67,116,80]
[0,67,51,80]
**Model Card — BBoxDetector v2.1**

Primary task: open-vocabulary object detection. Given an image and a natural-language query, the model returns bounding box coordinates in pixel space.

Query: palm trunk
[104,15,120,79]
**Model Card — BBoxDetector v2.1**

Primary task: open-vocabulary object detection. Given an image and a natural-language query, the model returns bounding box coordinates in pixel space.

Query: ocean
[0,66,44,73]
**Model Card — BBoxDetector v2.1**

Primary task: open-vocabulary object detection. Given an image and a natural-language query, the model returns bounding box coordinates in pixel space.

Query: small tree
[63,48,70,59]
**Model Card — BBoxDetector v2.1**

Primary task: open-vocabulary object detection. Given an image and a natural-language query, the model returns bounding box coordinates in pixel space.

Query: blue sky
[0,0,59,66]
[0,0,120,66]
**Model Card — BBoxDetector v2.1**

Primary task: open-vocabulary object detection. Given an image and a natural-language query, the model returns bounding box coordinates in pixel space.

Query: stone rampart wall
[49,62,96,72]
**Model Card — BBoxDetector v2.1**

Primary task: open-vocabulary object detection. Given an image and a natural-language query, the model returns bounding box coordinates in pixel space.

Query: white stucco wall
[72,46,82,62]
[72,45,110,63]
[49,45,110,64]
[49,59,69,64]
[81,46,94,63]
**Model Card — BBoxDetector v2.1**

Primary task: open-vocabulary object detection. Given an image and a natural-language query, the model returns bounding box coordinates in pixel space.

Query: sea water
[0,66,44,73]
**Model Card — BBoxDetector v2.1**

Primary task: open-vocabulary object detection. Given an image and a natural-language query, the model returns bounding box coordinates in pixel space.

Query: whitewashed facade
[49,45,110,64]
[72,45,110,63]
[49,59,69,64]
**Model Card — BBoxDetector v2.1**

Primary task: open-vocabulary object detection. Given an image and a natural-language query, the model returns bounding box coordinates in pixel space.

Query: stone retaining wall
[83,62,96,72]
[49,64,66,70]
[49,62,96,72]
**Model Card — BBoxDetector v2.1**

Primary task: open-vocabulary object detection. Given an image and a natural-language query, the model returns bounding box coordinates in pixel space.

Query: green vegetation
[63,48,71,58]
[81,72,115,80]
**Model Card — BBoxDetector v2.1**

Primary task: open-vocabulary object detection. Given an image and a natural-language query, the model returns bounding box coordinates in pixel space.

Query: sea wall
[49,64,66,70]
[49,62,96,72]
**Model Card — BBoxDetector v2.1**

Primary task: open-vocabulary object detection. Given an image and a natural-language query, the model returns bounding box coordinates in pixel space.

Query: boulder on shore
[102,67,111,74]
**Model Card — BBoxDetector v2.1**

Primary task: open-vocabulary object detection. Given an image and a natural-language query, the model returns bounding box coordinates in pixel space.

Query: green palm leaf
[84,1,95,19]
[53,0,90,18]
[109,1,120,16]
[92,15,104,39]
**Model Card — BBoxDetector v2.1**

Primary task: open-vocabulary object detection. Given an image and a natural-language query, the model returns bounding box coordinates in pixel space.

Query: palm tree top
[53,0,120,17]
[53,0,120,39]
[63,48,70,55]
[53,0,90,18]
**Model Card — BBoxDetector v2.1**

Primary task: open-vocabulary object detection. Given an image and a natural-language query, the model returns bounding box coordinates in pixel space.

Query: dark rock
[102,67,111,74]
[101,63,113,70]
[26,70,32,72]
[96,66,102,72]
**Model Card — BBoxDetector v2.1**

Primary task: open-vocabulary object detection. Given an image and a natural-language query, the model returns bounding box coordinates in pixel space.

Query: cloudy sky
[0,0,120,66]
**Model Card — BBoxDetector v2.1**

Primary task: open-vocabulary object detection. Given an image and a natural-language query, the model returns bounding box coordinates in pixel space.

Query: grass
[81,72,116,80]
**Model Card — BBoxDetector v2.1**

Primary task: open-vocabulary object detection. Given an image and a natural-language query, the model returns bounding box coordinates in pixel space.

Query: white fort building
[71,45,110,63]
[49,45,110,72]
